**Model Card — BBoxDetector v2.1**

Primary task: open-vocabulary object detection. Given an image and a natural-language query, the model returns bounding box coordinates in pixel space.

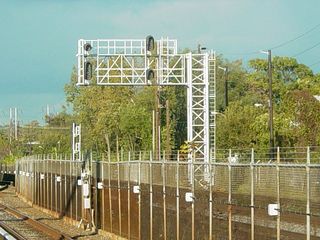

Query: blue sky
[1,0,320,124]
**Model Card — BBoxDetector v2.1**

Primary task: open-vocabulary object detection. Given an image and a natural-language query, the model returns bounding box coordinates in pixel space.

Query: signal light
[146,35,155,52]
[84,62,92,81]
[146,69,155,81]
[84,43,92,52]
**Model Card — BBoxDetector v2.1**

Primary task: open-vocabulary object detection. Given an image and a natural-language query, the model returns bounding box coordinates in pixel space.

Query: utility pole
[14,107,18,140]
[154,86,161,161]
[8,107,18,142]
[46,104,50,116]
[9,108,13,145]
[218,66,229,110]
[224,67,229,109]
[261,50,274,159]
[197,44,207,54]
[165,100,171,157]
[267,50,274,159]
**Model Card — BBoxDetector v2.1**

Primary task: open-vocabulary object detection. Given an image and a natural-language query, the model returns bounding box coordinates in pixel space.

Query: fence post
[250,148,255,240]
[32,160,34,205]
[108,150,113,233]
[102,155,105,231]
[117,151,122,236]
[40,159,43,209]
[209,148,213,240]
[70,156,73,220]
[46,160,49,211]
[138,151,141,240]
[55,160,58,215]
[127,151,131,239]
[162,150,167,240]
[76,159,79,222]
[306,146,311,240]
[50,159,53,212]
[149,151,153,240]
[60,159,62,214]
[276,147,281,240]
[176,151,180,240]
[228,149,232,240]
[191,151,195,240]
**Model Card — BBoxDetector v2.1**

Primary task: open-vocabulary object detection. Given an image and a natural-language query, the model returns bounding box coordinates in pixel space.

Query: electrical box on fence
[83,183,90,197]
[84,198,91,209]
[56,176,61,182]
[97,182,103,189]
[77,179,83,186]
[268,204,279,216]
[185,192,194,202]
[40,174,45,180]
[22,171,25,176]
[26,172,30,177]
[133,185,140,194]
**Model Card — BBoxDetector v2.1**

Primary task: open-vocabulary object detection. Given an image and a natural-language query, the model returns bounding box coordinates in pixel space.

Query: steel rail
[0,221,27,240]
[0,203,73,240]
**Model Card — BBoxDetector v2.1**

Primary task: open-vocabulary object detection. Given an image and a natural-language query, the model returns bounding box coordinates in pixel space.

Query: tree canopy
[1,54,320,161]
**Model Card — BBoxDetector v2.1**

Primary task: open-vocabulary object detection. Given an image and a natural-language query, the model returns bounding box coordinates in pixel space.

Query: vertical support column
[228,149,232,240]
[176,151,180,240]
[149,151,153,240]
[276,147,281,240]
[212,52,217,162]
[186,53,193,183]
[250,148,255,240]
[186,53,193,143]
[203,53,210,167]
[306,146,311,240]
[209,149,213,240]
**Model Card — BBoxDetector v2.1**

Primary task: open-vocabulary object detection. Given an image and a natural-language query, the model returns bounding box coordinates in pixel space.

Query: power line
[222,50,260,57]
[309,59,320,67]
[270,23,320,50]
[223,23,320,57]
[292,40,320,57]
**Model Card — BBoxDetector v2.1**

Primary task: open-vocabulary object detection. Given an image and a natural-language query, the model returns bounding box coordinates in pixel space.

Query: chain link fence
[15,147,320,239]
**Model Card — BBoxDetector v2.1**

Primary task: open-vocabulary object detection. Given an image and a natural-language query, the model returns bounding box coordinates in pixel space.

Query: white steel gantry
[77,37,216,180]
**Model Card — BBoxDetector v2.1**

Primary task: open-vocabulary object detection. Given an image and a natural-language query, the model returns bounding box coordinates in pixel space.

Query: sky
[1,0,320,124]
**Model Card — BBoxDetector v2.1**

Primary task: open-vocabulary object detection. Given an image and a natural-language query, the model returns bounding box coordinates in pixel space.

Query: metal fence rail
[15,147,320,239]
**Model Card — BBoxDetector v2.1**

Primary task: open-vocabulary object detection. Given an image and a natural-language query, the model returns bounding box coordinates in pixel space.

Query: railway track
[0,202,73,240]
